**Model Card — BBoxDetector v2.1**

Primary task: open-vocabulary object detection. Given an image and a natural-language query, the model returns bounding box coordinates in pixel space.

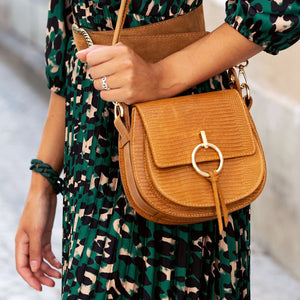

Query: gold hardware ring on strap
[191,131,224,178]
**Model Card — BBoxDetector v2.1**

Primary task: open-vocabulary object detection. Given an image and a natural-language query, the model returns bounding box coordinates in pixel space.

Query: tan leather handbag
[114,82,266,234]
[73,0,267,234]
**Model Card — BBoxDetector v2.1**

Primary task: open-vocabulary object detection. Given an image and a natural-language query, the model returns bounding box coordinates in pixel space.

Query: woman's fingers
[34,272,55,288]
[94,67,154,103]
[15,232,42,291]
[28,231,43,273]
[92,71,133,100]
[40,260,61,279]
[93,75,119,91]
[99,87,136,103]
[20,267,43,291]
[92,64,138,91]
[33,261,61,287]
[43,243,62,269]
[78,44,137,93]
[87,50,134,80]
[87,60,116,80]
[78,43,133,69]
[76,44,114,65]
[15,235,60,291]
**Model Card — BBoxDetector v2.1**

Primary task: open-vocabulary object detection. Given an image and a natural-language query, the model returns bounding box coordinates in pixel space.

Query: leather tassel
[207,171,229,235]
[218,186,229,228]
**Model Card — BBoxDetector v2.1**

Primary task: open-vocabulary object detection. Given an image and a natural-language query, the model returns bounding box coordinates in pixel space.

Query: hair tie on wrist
[30,159,65,194]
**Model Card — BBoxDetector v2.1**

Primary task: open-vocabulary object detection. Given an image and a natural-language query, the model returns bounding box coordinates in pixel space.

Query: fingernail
[77,49,85,54]
[54,258,62,266]
[76,49,86,57]
[30,260,39,272]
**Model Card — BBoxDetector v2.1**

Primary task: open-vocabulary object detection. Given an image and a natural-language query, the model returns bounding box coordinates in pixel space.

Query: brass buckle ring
[191,143,224,178]
[241,83,251,100]
[113,102,124,119]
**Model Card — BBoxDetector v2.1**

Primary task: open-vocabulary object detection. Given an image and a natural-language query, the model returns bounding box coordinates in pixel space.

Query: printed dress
[45,0,299,299]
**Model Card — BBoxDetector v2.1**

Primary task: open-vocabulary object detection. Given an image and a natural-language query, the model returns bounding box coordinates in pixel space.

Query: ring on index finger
[101,76,110,90]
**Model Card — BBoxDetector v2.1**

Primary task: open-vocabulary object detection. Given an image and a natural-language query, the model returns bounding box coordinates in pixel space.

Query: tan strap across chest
[73,4,207,62]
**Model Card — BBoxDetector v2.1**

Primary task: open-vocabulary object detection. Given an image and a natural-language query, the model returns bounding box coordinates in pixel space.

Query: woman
[15,0,299,299]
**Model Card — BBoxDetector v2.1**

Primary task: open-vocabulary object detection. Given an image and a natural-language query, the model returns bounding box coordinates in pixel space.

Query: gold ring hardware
[113,102,124,119]
[236,60,249,86]
[229,73,236,85]
[241,83,251,100]
[191,131,224,178]
[235,60,249,69]
[72,23,94,47]
[234,60,253,108]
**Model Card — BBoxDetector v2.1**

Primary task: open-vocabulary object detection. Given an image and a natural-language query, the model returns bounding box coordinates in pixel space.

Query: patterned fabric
[225,0,300,54]
[45,0,299,299]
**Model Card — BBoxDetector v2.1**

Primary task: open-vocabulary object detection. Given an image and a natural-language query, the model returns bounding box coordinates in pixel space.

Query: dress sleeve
[225,0,300,55]
[45,0,73,97]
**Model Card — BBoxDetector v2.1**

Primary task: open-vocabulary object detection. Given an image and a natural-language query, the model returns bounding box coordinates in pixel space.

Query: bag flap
[134,89,256,169]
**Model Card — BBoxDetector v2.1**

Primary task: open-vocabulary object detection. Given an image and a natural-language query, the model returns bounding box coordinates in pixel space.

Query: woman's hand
[15,178,62,291]
[76,24,264,105]
[76,43,164,105]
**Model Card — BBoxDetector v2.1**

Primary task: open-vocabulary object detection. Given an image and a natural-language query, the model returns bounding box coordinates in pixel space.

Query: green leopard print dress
[45,0,299,299]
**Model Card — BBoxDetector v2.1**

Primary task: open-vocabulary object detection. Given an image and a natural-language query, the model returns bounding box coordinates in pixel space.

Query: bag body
[116,88,266,233]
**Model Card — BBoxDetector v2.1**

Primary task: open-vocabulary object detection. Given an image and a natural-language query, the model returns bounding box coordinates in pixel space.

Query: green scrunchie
[30,159,65,194]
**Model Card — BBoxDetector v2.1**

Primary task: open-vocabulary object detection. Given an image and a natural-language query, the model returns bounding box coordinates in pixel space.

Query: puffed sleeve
[225,0,300,54]
[45,0,73,97]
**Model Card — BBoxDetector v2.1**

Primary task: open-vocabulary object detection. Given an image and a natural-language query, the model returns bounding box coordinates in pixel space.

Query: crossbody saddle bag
[73,1,267,234]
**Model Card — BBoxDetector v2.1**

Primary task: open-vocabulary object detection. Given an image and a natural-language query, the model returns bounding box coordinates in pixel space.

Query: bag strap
[112,0,131,45]
[111,0,131,119]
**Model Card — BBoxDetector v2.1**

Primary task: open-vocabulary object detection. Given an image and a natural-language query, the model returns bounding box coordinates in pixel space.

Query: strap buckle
[113,102,124,119]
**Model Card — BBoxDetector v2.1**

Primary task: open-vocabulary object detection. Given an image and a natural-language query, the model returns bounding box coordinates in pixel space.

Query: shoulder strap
[112,0,131,114]
[112,0,131,45]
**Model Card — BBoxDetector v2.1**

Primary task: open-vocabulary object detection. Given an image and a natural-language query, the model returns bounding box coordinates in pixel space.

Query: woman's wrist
[30,159,65,194]
[151,58,190,100]
[151,24,263,101]
[29,172,57,195]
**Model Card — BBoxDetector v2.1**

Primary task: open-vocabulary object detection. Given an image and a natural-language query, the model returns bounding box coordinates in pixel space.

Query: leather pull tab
[114,115,130,148]
[207,171,229,235]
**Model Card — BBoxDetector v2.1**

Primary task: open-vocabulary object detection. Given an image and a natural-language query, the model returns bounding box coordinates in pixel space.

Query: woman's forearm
[155,22,264,98]
[30,92,65,193]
